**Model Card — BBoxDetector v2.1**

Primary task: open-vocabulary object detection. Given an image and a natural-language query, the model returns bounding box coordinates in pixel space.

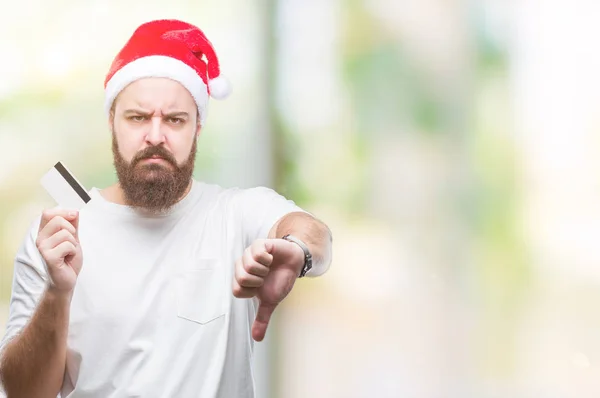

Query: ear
[108,107,115,133]
[195,119,202,139]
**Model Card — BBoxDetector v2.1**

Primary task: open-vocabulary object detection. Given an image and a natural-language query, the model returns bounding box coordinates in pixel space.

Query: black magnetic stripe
[54,162,91,203]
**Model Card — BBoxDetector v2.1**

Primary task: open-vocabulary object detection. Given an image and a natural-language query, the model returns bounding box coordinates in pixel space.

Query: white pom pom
[208,75,232,100]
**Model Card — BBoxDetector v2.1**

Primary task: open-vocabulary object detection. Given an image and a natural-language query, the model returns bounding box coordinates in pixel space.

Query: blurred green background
[3,0,600,397]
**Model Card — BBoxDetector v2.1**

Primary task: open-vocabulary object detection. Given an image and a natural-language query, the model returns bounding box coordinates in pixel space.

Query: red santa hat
[104,19,231,125]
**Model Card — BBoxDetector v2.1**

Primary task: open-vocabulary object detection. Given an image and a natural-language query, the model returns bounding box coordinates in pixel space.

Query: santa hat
[104,19,231,125]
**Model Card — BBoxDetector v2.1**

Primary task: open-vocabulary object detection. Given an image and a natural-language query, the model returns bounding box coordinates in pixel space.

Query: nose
[144,115,166,146]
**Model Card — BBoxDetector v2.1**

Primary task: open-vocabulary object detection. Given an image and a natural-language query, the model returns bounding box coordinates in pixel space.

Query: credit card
[40,161,91,210]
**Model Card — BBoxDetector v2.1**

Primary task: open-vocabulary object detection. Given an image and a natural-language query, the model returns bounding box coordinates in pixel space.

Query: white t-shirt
[0,180,304,398]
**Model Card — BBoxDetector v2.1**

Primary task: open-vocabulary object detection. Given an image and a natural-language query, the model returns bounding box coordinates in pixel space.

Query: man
[0,19,332,398]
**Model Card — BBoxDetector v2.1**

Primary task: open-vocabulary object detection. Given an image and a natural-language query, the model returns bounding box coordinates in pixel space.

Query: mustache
[132,145,177,167]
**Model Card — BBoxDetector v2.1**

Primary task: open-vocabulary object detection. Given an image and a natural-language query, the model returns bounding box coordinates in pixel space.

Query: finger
[46,241,77,265]
[250,244,273,267]
[38,217,77,242]
[232,278,259,298]
[252,302,277,342]
[40,216,77,239]
[39,209,78,232]
[243,251,270,277]
[236,260,264,288]
[40,230,78,252]
[71,213,80,241]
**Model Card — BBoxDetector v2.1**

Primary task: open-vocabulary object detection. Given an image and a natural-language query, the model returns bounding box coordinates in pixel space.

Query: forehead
[116,77,196,111]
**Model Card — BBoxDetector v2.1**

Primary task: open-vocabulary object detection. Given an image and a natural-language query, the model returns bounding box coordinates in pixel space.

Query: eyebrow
[164,111,190,119]
[123,108,152,116]
[122,109,190,118]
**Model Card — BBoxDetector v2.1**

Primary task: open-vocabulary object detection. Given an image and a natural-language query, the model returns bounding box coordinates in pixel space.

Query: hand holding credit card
[38,161,86,293]
[40,161,91,210]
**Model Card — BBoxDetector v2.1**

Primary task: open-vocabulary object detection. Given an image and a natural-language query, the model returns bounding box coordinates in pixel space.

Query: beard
[112,131,197,213]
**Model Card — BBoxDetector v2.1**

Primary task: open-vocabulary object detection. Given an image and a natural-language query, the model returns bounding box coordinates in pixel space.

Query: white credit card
[40,161,91,210]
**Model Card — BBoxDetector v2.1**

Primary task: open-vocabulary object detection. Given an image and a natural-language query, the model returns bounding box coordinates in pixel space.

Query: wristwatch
[282,234,313,278]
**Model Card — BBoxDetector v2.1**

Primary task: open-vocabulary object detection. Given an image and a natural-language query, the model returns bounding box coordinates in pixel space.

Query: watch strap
[281,234,313,278]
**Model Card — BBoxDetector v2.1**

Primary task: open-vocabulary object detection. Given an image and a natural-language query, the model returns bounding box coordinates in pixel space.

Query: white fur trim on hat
[104,55,210,124]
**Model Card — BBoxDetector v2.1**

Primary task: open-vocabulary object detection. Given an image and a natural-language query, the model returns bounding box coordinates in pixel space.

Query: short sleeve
[237,187,308,247]
[0,215,48,357]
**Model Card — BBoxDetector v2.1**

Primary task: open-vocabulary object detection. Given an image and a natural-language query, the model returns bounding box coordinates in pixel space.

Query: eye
[168,117,185,124]
[128,115,146,122]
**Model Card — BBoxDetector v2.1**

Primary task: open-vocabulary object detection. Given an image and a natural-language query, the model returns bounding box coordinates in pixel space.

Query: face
[110,77,201,213]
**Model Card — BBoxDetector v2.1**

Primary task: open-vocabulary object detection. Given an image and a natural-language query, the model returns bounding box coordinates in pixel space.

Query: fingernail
[68,211,77,218]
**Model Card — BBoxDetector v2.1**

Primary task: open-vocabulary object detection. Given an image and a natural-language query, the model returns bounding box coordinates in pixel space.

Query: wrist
[45,284,74,303]
[290,242,305,274]
[281,234,313,278]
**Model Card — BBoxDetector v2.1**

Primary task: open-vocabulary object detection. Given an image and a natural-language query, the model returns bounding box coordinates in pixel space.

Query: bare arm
[234,209,333,340]
[0,208,83,397]
[0,287,71,398]
[268,211,333,277]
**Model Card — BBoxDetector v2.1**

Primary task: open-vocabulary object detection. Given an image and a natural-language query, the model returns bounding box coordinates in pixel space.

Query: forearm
[272,211,333,276]
[0,286,71,398]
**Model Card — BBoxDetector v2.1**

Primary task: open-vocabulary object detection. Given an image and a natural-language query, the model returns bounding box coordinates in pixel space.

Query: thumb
[265,238,289,257]
[252,301,277,342]
[264,239,276,255]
